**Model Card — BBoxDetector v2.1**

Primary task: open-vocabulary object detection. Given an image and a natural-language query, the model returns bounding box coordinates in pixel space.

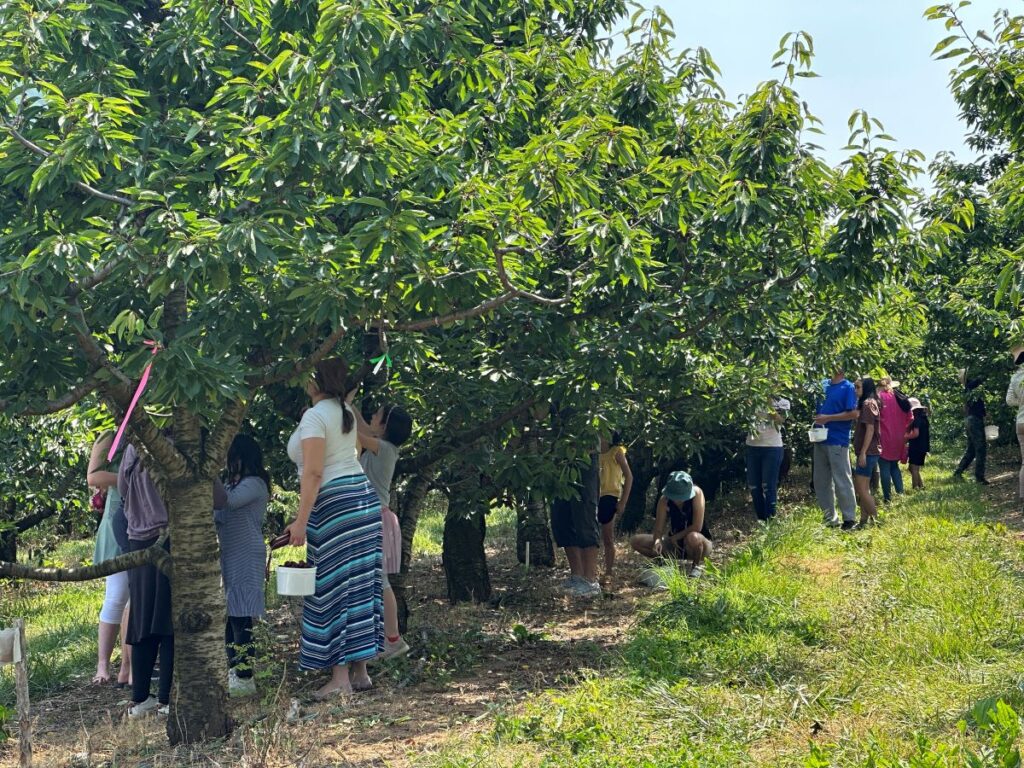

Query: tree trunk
[390,469,434,633]
[0,531,15,564]
[164,475,232,745]
[442,467,490,604]
[514,424,554,566]
[618,444,656,533]
[516,491,554,566]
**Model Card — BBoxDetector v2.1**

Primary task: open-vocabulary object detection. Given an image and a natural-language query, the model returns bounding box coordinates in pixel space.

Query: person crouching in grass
[630,470,712,587]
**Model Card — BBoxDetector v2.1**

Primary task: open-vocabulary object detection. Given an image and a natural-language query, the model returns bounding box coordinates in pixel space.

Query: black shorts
[598,495,618,525]
[908,449,928,467]
[550,497,600,549]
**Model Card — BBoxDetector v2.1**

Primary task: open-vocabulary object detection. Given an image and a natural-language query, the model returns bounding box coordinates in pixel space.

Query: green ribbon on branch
[370,352,392,375]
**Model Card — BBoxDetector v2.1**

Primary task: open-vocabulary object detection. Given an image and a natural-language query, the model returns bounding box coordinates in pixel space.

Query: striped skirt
[299,475,384,670]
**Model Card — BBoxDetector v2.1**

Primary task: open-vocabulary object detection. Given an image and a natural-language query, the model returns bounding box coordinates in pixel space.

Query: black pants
[956,416,987,480]
[132,635,173,705]
[226,616,254,679]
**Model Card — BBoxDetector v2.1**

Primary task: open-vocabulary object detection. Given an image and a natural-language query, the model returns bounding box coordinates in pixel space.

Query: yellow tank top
[599,446,626,497]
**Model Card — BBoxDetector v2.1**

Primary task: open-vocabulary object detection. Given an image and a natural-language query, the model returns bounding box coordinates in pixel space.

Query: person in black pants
[118,443,174,717]
[954,370,989,484]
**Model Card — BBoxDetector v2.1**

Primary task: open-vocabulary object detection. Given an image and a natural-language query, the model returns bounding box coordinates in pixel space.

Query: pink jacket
[878,391,913,462]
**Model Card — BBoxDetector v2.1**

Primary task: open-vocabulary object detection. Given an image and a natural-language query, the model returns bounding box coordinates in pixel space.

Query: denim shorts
[854,454,880,478]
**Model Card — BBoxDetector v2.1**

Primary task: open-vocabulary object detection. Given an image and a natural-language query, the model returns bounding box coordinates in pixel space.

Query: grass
[422,458,1024,767]
[0,540,105,702]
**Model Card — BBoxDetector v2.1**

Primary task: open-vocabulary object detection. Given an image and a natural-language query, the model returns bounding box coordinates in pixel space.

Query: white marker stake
[525,542,530,571]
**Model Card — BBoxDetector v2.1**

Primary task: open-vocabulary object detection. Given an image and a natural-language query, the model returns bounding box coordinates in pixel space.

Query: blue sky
[642,0,1006,169]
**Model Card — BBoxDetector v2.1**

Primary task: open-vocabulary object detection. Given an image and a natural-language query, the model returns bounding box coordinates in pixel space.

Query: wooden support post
[14,618,31,768]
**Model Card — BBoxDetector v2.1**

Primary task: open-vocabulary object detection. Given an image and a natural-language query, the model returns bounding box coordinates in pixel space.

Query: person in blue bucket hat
[630,470,713,586]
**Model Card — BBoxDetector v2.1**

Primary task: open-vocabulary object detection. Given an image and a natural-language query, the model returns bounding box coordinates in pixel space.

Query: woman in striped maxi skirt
[285,357,384,699]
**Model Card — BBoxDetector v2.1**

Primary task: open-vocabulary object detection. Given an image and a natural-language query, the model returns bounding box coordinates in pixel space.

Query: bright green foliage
[0,0,921,490]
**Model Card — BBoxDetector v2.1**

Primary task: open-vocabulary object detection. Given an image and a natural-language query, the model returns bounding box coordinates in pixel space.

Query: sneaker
[976,478,990,485]
[228,669,257,697]
[688,564,706,579]
[638,569,667,588]
[825,519,842,528]
[128,696,160,718]
[840,521,860,531]
[568,579,601,599]
[560,575,583,593]
[380,637,410,661]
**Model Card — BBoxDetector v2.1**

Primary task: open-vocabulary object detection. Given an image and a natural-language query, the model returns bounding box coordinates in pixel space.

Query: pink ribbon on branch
[107,340,162,462]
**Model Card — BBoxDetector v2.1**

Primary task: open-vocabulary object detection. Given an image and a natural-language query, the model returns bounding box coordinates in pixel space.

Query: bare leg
[909,464,923,490]
[564,546,583,577]
[630,534,659,559]
[601,522,615,578]
[94,621,119,683]
[854,475,876,523]
[317,664,353,698]
[383,586,400,640]
[685,533,712,568]
[350,660,371,690]
[580,546,599,583]
[117,601,132,685]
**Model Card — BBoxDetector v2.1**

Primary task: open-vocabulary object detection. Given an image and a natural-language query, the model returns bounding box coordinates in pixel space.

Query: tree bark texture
[442,466,491,604]
[515,425,553,566]
[390,469,433,633]
[516,491,554,567]
[0,533,170,581]
[164,477,232,745]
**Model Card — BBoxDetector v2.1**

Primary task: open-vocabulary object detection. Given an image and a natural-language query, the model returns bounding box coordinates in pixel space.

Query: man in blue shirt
[813,366,860,529]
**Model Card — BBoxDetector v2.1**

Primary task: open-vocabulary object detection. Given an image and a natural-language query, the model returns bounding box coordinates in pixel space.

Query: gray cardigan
[117,444,168,541]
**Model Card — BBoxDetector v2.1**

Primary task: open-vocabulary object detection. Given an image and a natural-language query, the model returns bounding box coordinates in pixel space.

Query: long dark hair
[314,357,354,434]
[858,377,878,409]
[227,434,271,491]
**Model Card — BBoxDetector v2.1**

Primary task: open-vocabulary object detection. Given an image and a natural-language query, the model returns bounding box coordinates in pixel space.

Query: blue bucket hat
[663,470,696,502]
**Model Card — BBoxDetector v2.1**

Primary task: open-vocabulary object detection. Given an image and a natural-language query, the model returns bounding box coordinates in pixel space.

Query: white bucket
[808,426,829,443]
[0,628,16,665]
[985,425,1000,442]
[276,566,317,596]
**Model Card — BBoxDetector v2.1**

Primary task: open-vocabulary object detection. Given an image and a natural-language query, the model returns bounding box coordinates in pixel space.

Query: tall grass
[0,540,105,703]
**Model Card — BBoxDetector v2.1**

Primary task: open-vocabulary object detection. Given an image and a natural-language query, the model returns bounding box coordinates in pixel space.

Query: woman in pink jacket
[877,377,913,503]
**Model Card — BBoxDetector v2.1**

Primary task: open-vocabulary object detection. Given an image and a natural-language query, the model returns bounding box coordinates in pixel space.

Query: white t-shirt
[287,398,363,486]
[745,398,790,448]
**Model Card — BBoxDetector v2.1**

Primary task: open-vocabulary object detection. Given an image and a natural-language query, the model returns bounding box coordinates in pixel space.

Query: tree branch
[397,396,539,475]
[200,399,249,478]
[67,252,132,298]
[1,119,136,208]
[0,371,100,415]
[0,531,172,581]
[67,301,189,476]
[251,323,349,387]
[374,291,519,332]
[494,246,584,307]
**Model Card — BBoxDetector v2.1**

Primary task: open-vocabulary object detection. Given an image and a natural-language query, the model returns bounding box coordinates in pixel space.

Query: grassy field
[420,459,1024,767]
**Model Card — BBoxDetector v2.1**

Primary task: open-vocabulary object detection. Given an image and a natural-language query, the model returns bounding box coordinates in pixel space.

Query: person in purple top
[813,365,860,530]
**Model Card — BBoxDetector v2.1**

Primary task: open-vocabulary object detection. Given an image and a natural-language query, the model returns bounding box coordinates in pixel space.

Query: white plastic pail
[276,566,317,596]
[808,426,829,443]
[985,425,999,442]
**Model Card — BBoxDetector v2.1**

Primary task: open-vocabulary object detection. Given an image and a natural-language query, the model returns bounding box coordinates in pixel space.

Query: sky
[644,0,1008,170]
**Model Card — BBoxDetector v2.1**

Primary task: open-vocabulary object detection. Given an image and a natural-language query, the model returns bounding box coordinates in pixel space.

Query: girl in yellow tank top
[598,433,633,589]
